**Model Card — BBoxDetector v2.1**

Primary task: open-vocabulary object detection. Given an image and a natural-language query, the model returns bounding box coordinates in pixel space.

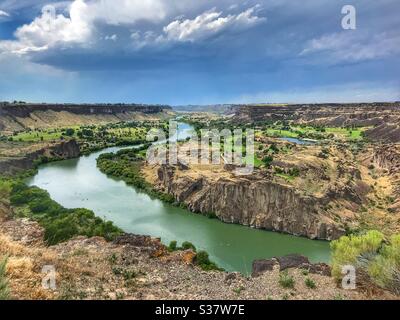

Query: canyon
[229,103,400,143]
[0,139,80,174]
[0,103,173,133]
[1,103,399,299]
[152,164,344,240]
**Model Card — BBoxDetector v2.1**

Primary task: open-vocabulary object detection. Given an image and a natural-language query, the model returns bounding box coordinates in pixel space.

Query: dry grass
[0,233,56,299]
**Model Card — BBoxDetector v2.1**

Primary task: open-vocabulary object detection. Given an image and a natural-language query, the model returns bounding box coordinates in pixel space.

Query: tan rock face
[0,103,173,133]
[155,165,345,240]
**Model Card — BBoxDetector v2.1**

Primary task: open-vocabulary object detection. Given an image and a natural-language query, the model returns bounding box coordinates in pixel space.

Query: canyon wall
[230,103,400,142]
[230,103,400,125]
[0,103,173,133]
[155,165,345,240]
[0,139,80,174]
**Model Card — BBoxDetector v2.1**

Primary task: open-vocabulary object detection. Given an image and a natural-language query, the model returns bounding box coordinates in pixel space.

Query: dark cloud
[0,0,399,104]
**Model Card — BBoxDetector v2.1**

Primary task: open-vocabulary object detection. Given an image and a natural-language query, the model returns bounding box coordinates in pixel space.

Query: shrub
[181,241,197,252]
[279,271,295,289]
[0,179,12,200]
[368,234,400,294]
[195,251,222,271]
[262,155,273,167]
[330,230,384,279]
[331,231,400,294]
[301,269,309,276]
[168,241,178,252]
[0,256,9,300]
[10,182,122,245]
[305,277,316,289]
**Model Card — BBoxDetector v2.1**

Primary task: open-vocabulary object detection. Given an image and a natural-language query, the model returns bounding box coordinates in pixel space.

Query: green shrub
[195,251,223,271]
[301,269,309,276]
[0,256,9,300]
[9,182,122,245]
[331,231,400,294]
[305,277,316,289]
[122,270,137,281]
[181,241,197,252]
[279,271,295,289]
[0,179,12,200]
[262,155,274,167]
[368,234,400,294]
[233,286,245,295]
[168,241,178,252]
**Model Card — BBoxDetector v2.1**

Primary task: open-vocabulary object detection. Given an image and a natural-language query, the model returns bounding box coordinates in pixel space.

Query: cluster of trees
[10,182,122,245]
[97,147,175,204]
[168,241,223,271]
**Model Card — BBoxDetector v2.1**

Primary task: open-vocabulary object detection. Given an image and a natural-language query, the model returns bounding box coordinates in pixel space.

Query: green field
[10,125,149,143]
[11,126,80,142]
[261,125,368,141]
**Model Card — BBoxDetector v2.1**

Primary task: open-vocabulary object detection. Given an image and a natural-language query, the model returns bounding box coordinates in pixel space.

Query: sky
[0,0,399,105]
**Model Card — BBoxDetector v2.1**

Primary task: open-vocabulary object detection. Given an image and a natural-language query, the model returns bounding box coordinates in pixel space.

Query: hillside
[0,103,174,134]
[229,103,400,143]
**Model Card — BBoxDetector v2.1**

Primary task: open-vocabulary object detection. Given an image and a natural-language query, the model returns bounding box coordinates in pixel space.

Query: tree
[65,128,75,136]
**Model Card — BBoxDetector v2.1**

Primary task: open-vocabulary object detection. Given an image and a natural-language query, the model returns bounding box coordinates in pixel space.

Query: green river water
[27,123,330,274]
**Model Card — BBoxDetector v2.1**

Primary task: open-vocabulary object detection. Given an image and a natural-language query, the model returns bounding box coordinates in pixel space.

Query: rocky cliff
[230,103,400,142]
[0,103,173,133]
[0,139,80,174]
[154,165,344,240]
[230,102,400,125]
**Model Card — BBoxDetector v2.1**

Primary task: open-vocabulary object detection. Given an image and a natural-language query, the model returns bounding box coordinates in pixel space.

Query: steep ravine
[154,165,345,240]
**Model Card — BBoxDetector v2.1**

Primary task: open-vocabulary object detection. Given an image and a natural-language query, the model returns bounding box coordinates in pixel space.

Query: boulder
[277,254,310,271]
[251,254,332,277]
[252,259,278,277]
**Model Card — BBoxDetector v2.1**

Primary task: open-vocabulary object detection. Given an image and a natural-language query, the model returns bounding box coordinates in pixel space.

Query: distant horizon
[1,100,399,107]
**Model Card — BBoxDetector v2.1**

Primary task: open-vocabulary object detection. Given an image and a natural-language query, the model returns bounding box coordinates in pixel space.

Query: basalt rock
[277,254,310,271]
[252,254,332,277]
[0,139,80,174]
[252,259,278,277]
[155,165,345,240]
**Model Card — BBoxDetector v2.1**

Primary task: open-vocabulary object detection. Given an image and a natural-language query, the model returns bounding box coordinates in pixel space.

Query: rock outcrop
[372,145,400,213]
[0,139,80,174]
[365,123,400,143]
[0,103,173,133]
[230,102,400,143]
[252,254,331,277]
[231,102,400,126]
[373,145,400,175]
[155,165,345,240]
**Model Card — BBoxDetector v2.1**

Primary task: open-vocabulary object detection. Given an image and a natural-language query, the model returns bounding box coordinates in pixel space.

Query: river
[27,123,330,274]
